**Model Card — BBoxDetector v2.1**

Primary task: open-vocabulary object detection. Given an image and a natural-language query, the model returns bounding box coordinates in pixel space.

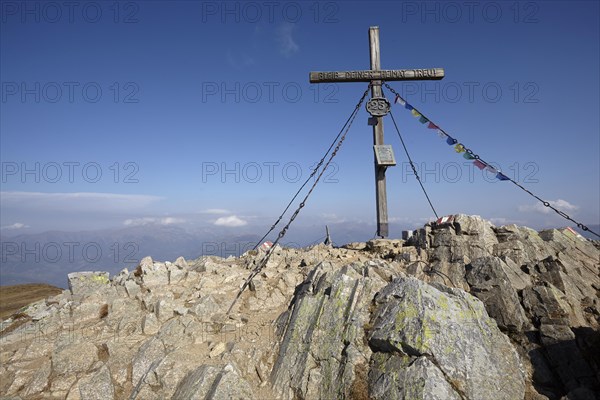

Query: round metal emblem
[366,97,391,117]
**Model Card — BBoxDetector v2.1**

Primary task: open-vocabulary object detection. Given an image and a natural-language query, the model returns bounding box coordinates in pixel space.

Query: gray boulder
[466,256,529,332]
[368,276,526,400]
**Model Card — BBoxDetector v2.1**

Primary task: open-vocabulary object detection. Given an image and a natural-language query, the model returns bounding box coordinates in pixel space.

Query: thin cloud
[214,215,248,227]
[202,208,230,215]
[276,23,299,57]
[321,213,347,224]
[1,191,163,212]
[123,217,185,226]
[518,199,579,215]
[489,217,525,226]
[0,222,29,230]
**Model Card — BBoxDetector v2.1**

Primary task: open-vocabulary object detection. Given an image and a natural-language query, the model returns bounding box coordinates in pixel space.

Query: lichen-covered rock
[403,216,600,398]
[270,261,387,399]
[368,276,526,400]
[369,353,461,400]
[67,271,110,296]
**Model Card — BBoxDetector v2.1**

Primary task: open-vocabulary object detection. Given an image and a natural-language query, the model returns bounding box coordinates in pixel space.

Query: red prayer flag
[473,160,486,170]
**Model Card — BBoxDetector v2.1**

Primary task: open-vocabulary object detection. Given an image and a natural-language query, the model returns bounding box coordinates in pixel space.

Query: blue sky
[1,0,599,237]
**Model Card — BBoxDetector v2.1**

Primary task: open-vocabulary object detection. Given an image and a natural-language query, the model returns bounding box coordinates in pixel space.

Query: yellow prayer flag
[454,144,465,153]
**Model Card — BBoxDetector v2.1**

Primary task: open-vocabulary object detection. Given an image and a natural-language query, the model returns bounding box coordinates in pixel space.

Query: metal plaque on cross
[366,97,391,117]
[374,145,397,167]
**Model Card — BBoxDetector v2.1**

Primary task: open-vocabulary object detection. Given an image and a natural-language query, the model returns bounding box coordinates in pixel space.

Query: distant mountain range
[1,221,597,288]
[0,224,268,288]
[0,222,377,288]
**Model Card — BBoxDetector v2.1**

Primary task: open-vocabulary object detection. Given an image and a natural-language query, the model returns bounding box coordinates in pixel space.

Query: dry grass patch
[0,283,62,320]
[350,362,370,400]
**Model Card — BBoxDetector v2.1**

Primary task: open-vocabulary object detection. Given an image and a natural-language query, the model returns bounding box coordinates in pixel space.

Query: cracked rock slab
[172,362,253,400]
[270,262,387,400]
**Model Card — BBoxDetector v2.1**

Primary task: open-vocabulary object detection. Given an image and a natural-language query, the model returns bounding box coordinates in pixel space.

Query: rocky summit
[0,214,598,400]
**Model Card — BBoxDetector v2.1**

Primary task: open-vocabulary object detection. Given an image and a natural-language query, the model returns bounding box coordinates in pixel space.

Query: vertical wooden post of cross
[369,27,389,237]
[309,27,444,239]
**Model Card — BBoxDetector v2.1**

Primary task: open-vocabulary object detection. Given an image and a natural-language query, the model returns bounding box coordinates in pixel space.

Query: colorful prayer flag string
[385,85,600,238]
[390,92,512,182]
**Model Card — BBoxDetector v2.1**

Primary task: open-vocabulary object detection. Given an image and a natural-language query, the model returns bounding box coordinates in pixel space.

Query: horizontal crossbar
[309,68,444,83]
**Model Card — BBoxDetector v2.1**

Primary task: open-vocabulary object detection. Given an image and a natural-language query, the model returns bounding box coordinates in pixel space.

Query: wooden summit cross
[309,26,444,238]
